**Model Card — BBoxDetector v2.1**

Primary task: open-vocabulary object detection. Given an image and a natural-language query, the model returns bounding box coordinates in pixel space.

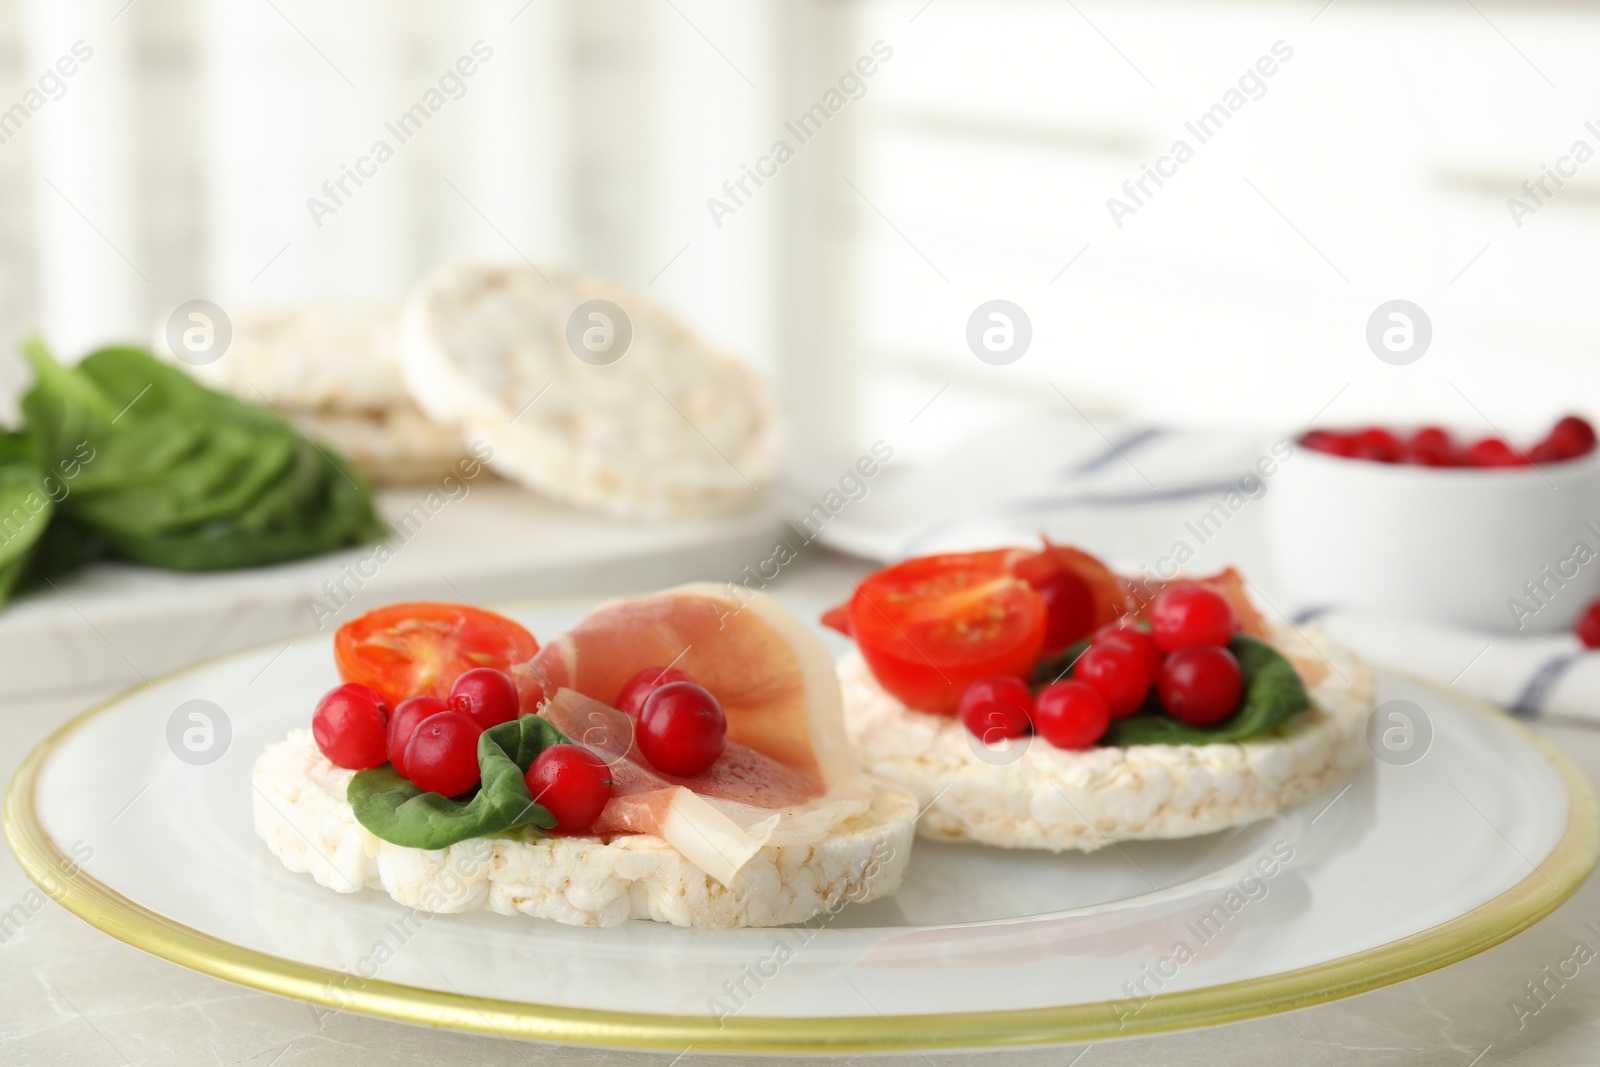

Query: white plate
[7,592,1596,1054]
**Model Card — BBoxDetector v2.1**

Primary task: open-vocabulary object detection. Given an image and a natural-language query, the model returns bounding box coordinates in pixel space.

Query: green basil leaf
[348,716,567,850]
[1103,635,1311,746]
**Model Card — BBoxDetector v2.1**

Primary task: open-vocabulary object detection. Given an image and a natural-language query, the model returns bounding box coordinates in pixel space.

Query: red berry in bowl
[312,683,390,769]
[1552,415,1596,454]
[1529,437,1569,464]
[1352,427,1403,463]
[638,682,727,776]
[1303,430,1357,458]
[388,695,447,777]
[1157,646,1244,726]
[615,666,695,718]
[1576,601,1600,650]
[1033,681,1111,750]
[526,745,615,834]
[404,711,484,796]
[1074,640,1153,718]
[1150,584,1237,653]
[960,676,1034,743]
[448,667,520,730]
[1405,426,1457,466]
[1465,437,1527,468]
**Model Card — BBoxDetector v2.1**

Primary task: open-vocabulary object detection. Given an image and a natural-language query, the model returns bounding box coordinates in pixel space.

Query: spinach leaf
[1029,638,1091,689]
[102,445,385,571]
[17,340,383,574]
[348,716,566,850]
[0,463,54,602]
[1104,635,1310,746]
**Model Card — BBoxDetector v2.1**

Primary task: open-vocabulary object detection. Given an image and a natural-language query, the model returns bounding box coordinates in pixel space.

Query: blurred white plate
[6,592,1596,1054]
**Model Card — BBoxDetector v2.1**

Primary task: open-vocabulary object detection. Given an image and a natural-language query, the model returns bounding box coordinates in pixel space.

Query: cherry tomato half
[335,602,539,708]
[848,551,1047,715]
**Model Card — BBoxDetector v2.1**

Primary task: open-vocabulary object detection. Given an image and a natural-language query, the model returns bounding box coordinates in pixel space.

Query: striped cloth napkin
[1300,609,1595,723]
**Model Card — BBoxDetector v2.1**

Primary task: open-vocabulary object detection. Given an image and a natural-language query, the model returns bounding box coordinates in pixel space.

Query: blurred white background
[1,0,1598,469]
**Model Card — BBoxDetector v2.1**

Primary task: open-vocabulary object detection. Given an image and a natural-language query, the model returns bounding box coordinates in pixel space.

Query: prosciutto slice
[537,690,870,884]
[513,582,858,791]
[515,585,872,884]
[538,690,819,812]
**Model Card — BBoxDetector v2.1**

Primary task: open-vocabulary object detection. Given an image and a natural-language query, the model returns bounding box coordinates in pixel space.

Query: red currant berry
[1074,640,1153,719]
[404,711,484,796]
[448,667,520,730]
[1033,680,1111,750]
[615,666,695,718]
[962,701,1032,744]
[1576,600,1600,650]
[1029,568,1096,654]
[388,695,446,778]
[1529,437,1568,464]
[959,679,1033,744]
[526,745,615,834]
[638,682,727,776]
[1552,415,1596,455]
[1352,427,1402,463]
[312,683,390,769]
[958,676,1033,721]
[1157,646,1244,726]
[1405,426,1457,467]
[1092,624,1160,677]
[1465,437,1526,468]
[1150,585,1237,652]
[1303,431,1357,458]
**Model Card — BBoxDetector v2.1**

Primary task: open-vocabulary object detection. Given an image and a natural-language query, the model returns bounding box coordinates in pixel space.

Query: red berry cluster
[956,584,1246,752]
[521,667,728,833]
[313,667,519,790]
[1302,416,1595,468]
[311,666,622,835]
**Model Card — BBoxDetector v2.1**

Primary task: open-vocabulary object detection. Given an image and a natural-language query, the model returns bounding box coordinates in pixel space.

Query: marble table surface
[3,554,1598,1067]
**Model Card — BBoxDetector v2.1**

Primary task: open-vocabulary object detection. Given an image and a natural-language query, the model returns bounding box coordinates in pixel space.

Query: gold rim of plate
[4,656,1597,1054]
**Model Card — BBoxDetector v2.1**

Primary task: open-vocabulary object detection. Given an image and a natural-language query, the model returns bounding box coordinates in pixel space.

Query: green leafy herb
[1029,638,1092,690]
[0,459,55,602]
[347,716,567,850]
[1,339,386,598]
[1104,635,1310,746]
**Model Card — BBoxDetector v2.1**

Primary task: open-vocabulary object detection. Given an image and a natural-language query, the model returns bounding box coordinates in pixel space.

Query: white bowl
[1264,443,1600,633]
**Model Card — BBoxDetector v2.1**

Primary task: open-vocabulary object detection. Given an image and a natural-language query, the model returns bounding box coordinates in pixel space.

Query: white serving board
[0,482,794,699]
